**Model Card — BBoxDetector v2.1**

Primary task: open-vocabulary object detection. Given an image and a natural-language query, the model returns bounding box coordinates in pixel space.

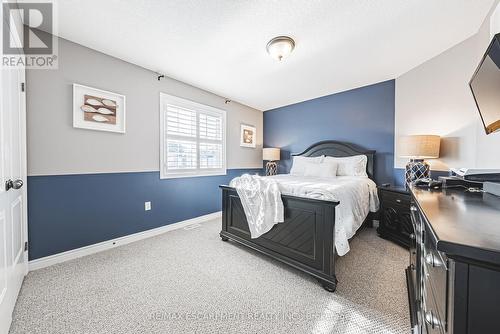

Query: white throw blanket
[229,174,284,238]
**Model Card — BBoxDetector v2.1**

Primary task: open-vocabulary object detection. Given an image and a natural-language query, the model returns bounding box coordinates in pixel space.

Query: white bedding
[267,174,379,256]
[231,174,379,256]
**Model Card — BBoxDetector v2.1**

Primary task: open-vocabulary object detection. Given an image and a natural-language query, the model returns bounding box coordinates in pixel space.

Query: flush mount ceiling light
[266,36,295,61]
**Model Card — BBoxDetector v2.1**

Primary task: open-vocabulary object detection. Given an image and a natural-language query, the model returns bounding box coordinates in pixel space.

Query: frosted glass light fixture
[266,36,295,61]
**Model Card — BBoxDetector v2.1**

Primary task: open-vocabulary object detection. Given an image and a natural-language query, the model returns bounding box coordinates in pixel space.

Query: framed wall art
[73,84,126,133]
[240,124,256,148]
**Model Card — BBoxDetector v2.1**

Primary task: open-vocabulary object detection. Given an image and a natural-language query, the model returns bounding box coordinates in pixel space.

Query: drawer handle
[425,253,442,268]
[396,199,401,203]
[425,310,441,329]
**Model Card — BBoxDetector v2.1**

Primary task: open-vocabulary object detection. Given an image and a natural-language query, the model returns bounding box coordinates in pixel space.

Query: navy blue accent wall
[27,169,261,260]
[264,80,395,185]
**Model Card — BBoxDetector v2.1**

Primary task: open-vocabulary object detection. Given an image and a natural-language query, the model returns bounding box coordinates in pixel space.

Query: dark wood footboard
[219,140,377,292]
[219,185,340,292]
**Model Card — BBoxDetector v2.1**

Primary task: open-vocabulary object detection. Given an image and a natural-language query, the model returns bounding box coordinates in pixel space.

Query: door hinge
[21,82,25,92]
[24,241,28,251]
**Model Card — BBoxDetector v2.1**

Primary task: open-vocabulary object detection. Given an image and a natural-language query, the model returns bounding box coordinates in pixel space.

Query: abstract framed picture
[240,124,256,148]
[73,84,126,133]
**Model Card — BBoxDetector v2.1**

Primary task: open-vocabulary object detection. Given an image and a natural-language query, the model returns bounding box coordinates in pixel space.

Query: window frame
[160,93,227,179]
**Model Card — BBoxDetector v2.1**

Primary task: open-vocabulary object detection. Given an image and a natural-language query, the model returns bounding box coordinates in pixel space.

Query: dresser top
[410,186,500,266]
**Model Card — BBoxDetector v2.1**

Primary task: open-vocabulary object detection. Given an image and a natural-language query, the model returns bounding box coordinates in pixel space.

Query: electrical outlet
[144,201,151,211]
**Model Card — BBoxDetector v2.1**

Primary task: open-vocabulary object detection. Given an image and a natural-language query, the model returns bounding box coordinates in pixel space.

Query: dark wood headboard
[293,140,376,180]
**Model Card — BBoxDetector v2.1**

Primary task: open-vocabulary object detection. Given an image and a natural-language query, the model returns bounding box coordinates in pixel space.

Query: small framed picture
[240,124,256,148]
[73,84,126,133]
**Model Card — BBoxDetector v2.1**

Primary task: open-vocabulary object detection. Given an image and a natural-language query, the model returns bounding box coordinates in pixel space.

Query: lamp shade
[399,135,440,159]
[263,148,280,161]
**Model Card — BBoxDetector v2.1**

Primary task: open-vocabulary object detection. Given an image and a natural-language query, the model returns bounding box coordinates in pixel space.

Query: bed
[219,140,377,292]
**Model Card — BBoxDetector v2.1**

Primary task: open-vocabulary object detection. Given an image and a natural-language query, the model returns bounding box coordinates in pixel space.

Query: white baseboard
[28,211,222,271]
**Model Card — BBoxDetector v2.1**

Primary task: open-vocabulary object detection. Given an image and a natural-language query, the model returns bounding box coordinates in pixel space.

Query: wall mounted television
[470,33,500,135]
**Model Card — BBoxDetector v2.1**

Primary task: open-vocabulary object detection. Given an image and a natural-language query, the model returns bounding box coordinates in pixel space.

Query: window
[160,93,226,179]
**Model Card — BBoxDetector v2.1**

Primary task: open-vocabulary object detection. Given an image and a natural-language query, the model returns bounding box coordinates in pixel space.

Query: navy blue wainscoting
[264,80,395,185]
[27,168,261,260]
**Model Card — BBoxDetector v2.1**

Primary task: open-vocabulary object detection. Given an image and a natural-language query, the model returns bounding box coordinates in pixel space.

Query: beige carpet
[10,219,409,334]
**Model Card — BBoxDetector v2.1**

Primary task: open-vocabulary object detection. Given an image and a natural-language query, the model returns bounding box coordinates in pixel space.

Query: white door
[0,4,28,333]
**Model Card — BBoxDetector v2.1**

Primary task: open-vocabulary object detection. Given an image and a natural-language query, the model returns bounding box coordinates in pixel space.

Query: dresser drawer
[423,273,445,334]
[423,223,448,331]
[381,190,410,207]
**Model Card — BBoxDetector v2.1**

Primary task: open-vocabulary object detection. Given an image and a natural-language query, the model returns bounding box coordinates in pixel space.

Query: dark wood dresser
[377,186,412,248]
[407,185,500,334]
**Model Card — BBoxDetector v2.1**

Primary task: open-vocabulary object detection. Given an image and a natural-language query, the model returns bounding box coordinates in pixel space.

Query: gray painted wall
[395,3,500,171]
[27,34,263,176]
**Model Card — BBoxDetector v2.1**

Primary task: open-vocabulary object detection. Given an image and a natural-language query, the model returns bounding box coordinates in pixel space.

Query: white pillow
[290,156,324,176]
[303,160,338,178]
[323,155,368,177]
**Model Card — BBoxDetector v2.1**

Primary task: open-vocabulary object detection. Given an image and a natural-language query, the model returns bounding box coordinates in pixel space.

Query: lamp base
[405,159,430,185]
[265,161,278,176]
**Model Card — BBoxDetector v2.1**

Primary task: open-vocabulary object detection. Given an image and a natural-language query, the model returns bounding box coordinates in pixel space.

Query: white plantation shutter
[199,112,223,169]
[199,143,223,169]
[166,140,197,170]
[160,93,226,178]
[199,113,222,140]
[166,105,197,137]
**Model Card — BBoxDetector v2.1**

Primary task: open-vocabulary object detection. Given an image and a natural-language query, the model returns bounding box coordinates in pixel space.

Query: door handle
[5,179,23,191]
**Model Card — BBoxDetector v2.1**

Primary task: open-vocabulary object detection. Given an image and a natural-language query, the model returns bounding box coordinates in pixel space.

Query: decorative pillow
[323,155,368,177]
[290,156,324,176]
[303,160,338,178]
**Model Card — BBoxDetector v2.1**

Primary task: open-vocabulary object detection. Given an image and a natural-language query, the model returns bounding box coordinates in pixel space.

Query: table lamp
[399,135,440,185]
[263,148,280,176]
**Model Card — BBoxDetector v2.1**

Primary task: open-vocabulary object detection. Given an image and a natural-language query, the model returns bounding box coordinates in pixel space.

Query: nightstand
[377,186,411,249]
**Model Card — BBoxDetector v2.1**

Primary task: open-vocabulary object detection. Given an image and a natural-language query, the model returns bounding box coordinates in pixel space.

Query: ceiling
[54,0,495,111]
